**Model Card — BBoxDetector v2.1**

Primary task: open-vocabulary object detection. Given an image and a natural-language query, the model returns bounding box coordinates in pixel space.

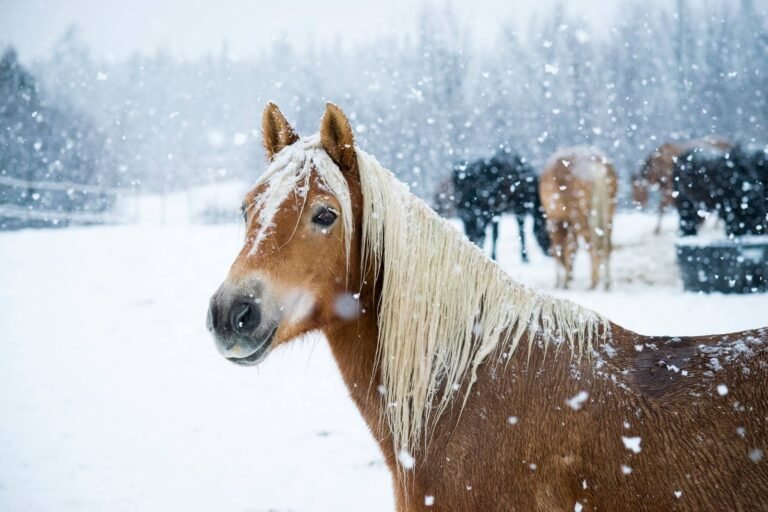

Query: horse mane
[355,148,611,461]
[252,136,611,463]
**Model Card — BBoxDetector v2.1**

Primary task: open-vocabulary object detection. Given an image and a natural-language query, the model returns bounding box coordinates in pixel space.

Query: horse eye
[241,207,248,224]
[312,207,338,227]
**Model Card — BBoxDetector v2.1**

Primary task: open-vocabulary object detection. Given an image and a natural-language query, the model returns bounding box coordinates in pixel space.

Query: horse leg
[562,223,577,289]
[491,220,499,260]
[588,241,600,290]
[581,218,600,290]
[548,221,567,288]
[463,217,487,250]
[654,201,664,235]
[517,214,528,263]
[603,218,613,291]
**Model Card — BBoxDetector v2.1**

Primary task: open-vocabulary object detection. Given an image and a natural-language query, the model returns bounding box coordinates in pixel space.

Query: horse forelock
[246,135,354,263]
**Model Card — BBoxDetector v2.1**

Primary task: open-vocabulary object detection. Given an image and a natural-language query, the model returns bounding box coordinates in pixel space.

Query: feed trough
[676,236,768,293]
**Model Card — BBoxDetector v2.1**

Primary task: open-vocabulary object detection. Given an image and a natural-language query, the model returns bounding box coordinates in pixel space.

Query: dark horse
[452,151,550,261]
[674,146,766,236]
[745,144,768,203]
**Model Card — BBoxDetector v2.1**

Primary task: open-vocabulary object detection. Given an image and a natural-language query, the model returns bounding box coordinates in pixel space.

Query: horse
[432,175,456,219]
[450,151,550,262]
[207,103,768,511]
[743,144,768,204]
[539,147,618,290]
[674,146,766,237]
[632,138,732,234]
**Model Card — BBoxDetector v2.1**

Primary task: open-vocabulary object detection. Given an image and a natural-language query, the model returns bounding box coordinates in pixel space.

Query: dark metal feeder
[676,237,768,293]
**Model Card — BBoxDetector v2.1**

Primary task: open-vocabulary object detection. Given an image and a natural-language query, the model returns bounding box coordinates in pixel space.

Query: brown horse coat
[386,324,768,511]
[632,138,732,233]
[208,104,768,512]
[540,148,618,289]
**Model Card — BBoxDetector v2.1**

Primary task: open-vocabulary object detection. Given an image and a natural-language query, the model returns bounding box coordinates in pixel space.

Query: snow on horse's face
[207,103,362,366]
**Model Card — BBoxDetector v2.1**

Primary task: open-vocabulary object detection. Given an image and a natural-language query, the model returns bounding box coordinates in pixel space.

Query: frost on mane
[355,147,611,458]
[545,146,613,181]
[246,135,353,258]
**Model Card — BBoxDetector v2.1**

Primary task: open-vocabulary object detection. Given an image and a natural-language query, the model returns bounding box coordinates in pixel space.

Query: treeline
[0,48,114,228]
[2,0,767,227]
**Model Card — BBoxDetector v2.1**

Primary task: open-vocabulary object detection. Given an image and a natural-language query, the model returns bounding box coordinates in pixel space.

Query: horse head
[207,103,365,366]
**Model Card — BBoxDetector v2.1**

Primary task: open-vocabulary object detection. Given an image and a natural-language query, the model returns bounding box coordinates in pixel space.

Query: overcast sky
[0,0,640,60]
[0,0,737,60]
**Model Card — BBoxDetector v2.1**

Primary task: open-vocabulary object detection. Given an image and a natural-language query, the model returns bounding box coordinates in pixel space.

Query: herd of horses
[208,103,768,511]
[437,139,768,289]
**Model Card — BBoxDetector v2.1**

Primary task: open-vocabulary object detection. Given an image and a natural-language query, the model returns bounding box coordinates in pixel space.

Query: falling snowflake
[566,391,589,411]
[397,449,415,469]
[622,436,642,453]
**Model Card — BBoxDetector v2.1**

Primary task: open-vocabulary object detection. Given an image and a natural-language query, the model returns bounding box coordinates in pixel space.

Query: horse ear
[262,102,299,160]
[320,102,356,171]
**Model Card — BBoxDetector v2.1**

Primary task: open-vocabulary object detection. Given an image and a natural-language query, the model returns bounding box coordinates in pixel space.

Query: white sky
[0,0,698,60]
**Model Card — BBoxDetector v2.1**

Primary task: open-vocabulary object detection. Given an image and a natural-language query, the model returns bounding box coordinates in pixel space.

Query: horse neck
[322,287,393,459]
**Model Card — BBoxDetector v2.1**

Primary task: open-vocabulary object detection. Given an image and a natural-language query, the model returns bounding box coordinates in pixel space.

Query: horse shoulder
[407,349,592,510]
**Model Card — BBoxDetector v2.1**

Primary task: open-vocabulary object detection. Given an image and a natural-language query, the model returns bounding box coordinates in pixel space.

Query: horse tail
[530,181,551,256]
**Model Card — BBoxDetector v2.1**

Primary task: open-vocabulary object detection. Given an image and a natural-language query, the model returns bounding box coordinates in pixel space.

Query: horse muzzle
[207,279,281,366]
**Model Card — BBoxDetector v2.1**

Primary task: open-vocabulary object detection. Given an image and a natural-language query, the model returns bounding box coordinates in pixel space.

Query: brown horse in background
[540,148,617,290]
[632,137,732,233]
[208,104,768,511]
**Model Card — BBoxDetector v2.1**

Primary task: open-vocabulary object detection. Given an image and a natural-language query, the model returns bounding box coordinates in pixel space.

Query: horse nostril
[230,301,261,335]
[207,298,219,332]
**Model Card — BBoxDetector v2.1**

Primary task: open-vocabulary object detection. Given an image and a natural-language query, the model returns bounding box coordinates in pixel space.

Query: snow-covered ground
[1,212,766,512]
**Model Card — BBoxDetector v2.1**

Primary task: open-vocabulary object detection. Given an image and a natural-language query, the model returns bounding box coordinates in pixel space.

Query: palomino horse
[208,103,768,511]
[540,148,617,290]
[631,137,731,233]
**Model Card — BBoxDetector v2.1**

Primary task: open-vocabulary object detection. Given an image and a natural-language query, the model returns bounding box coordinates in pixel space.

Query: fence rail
[0,204,126,224]
[0,175,138,225]
[0,175,128,194]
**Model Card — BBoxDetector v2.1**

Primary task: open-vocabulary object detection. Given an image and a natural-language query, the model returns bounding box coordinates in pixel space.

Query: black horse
[451,150,550,262]
[744,144,768,202]
[674,146,766,237]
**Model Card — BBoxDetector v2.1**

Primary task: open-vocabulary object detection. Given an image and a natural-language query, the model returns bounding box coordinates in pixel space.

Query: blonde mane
[254,137,611,465]
[355,149,610,462]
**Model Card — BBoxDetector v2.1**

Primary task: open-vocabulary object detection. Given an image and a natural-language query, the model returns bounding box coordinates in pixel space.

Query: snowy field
[1,212,766,512]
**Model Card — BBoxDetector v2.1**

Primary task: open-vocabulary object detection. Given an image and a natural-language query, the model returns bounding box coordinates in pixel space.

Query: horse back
[414,325,768,510]
[453,155,538,217]
[540,152,616,223]
[624,327,768,402]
